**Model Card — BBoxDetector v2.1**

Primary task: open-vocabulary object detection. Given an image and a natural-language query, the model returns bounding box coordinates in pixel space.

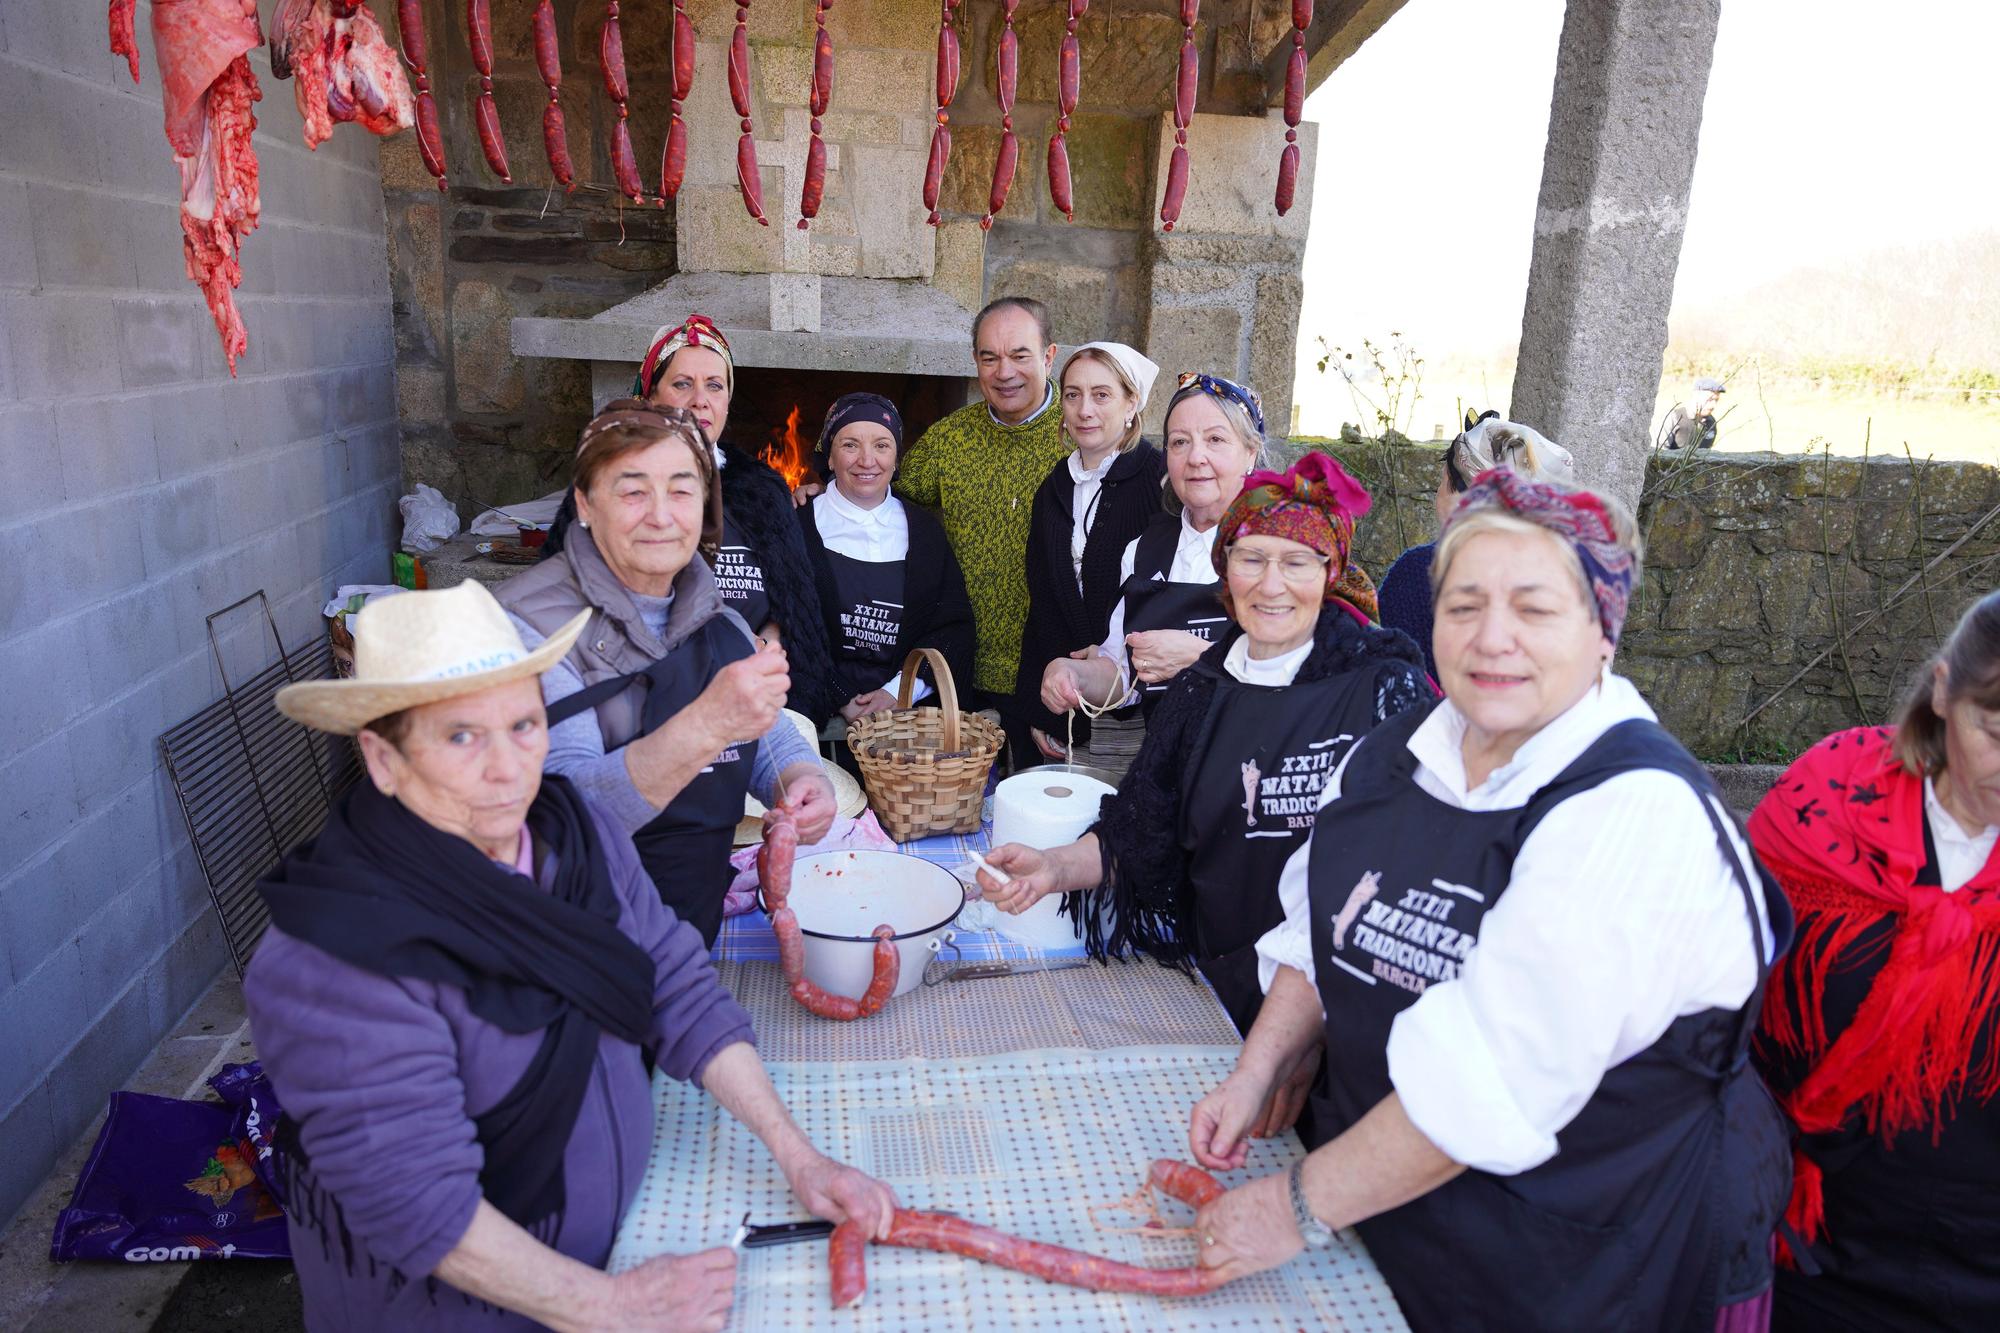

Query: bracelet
[1288,1158,1335,1249]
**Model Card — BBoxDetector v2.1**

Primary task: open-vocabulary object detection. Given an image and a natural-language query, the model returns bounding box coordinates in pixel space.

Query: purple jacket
[244,800,756,1331]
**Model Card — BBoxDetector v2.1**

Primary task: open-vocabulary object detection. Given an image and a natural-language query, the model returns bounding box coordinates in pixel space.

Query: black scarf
[260,774,655,1237]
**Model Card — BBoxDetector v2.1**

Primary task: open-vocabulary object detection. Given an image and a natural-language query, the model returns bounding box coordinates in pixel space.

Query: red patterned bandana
[637,313,733,398]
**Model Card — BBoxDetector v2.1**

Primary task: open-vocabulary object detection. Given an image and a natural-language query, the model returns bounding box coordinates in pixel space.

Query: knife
[732,1211,959,1248]
[945,959,1092,982]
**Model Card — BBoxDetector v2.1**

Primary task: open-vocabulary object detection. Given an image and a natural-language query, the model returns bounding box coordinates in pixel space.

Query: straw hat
[276,582,588,735]
[734,708,868,844]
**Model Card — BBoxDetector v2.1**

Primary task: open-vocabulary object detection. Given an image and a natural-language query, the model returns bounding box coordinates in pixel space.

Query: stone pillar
[1509,0,1720,508]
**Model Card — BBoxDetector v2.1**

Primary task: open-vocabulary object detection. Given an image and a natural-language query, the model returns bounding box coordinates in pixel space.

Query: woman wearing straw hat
[979,453,1430,1043]
[543,313,841,723]
[796,391,975,738]
[247,581,894,1332]
[1015,341,1166,777]
[500,402,840,947]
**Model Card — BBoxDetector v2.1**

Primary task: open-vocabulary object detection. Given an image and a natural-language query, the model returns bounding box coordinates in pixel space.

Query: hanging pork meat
[659,0,695,203]
[1158,0,1199,231]
[394,0,449,189]
[921,0,962,225]
[980,0,1021,230]
[797,0,832,228]
[109,0,265,375]
[729,3,770,224]
[1276,0,1309,215]
[602,1,646,203]
[1045,0,1088,221]
[268,0,415,151]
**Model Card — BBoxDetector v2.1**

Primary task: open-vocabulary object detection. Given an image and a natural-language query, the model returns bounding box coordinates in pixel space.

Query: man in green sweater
[896,297,1067,761]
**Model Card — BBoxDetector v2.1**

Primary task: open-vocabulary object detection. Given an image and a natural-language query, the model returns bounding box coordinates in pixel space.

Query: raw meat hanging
[531,0,574,192]
[729,2,770,224]
[1045,0,1089,221]
[268,0,415,151]
[601,1,646,203]
[463,0,511,180]
[758,809,899,1021]
[659,0,695,203]
[1159,0,1200,231]
[1276,0,1310,215]
[922,0,963,225]
[110,0,265,375]
[395,0,449,189]
[797,0,833,229]
[829,1159,1234,1309]
[980,0,1022,230]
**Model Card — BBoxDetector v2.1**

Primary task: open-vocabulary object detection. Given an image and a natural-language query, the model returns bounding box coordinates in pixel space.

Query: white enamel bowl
[784,850,966,1001]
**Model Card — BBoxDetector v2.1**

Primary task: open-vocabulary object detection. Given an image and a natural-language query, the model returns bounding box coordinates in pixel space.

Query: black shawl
[1080,606,1434,967]
[1014,442,1168,738]
[796,497,977,711]
[543,442,842,722]
[259,775,655,1236]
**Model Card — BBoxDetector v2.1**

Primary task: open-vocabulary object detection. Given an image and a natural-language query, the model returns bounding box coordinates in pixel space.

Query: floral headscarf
[1446,468,1636,643]
[1213,451,1379,621]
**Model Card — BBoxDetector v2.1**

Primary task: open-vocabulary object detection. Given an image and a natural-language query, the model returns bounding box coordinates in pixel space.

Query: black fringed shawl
[1077,605,1432,967]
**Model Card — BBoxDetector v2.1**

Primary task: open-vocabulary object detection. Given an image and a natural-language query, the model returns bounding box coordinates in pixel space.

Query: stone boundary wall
[1278,440,2000,758]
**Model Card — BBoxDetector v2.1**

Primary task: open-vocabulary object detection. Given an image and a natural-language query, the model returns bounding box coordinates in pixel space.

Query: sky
[1291,0,2000,434]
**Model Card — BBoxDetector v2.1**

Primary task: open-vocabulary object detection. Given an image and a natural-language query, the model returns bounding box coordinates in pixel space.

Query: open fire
[760,405,816,491]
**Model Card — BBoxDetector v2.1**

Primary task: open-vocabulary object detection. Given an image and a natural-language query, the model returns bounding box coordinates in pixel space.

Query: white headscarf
[1062,341,1161,412]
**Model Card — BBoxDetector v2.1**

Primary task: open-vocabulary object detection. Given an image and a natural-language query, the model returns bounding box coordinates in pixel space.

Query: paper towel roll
[988,772,1116,948]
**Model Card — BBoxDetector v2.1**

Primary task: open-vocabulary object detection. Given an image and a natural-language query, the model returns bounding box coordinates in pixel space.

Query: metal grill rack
[160,592,359,974]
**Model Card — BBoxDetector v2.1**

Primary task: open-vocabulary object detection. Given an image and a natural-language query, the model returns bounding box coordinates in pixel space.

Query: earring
[578,518,590,529]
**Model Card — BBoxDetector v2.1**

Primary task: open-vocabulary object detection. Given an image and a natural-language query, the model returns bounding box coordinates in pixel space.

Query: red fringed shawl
[1749,726,2000,1254]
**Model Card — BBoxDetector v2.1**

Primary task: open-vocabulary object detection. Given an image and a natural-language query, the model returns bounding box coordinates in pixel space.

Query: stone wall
[1285,441,2000,758]
[0,14,399,1225]
[383,0,1318,510]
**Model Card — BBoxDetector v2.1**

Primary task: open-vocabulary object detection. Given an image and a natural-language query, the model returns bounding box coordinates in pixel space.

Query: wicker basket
[848,648,1004,841]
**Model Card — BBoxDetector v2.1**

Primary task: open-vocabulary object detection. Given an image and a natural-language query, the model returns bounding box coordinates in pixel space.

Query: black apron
[1770,817,2000,1332]
[712,508,772,633]
[546,616,760,947]
[825,550,906,702]
[1118,516,1228,719]
[1179,665,1381,1036]
[1305,708,1794,1332]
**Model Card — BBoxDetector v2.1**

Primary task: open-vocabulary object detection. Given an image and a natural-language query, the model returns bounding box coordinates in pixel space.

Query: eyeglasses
[1224,547,1330,583]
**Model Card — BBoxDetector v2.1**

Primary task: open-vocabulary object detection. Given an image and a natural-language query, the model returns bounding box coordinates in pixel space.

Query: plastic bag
[50,1075,290,1263]
[398,482,460,553]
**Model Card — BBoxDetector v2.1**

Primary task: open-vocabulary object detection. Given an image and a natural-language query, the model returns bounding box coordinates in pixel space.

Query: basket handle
[894,647,960,751]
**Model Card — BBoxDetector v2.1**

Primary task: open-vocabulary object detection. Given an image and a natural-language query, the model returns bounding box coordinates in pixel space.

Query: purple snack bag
[207,1062,287,1208]
[50,1090,290,1263]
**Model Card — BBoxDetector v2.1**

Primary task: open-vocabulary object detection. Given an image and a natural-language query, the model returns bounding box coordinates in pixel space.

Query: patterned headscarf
[1213,451,1378,620]
[1167,371,1265,439]
[634,313,733,398]
[1447,468,1636,643]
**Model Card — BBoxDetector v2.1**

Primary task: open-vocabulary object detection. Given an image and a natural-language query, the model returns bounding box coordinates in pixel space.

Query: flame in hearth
[761,405,814,491]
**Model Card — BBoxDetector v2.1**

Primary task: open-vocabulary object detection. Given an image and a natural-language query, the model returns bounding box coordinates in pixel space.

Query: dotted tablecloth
[612,957,1410,1330]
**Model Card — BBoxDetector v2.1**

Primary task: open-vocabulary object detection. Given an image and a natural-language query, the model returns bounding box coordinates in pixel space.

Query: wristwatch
[1288,1158,1335,1249]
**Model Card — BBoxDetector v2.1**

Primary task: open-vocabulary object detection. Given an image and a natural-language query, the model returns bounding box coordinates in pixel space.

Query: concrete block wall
[0,9,400,1226]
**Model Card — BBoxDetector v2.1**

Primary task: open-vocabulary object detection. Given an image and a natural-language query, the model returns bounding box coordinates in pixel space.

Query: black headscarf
[260,774,655,1237]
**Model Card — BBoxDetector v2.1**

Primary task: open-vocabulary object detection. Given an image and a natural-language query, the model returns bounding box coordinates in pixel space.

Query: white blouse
[1924,777,2000,892]
[1067,450,1119,588]
[1095,511,1222,687]
[1254,673,1773,1176]
[812,482,928,702]
[1222,634,1311,687]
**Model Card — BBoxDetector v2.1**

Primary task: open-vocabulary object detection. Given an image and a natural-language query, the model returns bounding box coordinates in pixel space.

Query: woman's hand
[976,842,1062,914]
[839,690,899,722]
[1041,658,1086,713]
[1193,1174,1303,1282]
[596,1247,738,1333]
[1030,727,1067,761]
[791,481,825,508]
[784,1151,899,1241]
[1189,1068,1278,1172]
[778,766,838,844]
[699,640,790,742]
[1250,1040,1323,1140]
[1124,629,1209,685]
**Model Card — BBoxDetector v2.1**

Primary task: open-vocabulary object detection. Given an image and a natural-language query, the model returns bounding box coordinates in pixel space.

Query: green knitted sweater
[896,394,1067,693]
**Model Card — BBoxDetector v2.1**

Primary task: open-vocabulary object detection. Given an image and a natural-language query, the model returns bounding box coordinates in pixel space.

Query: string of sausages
[659,0,694,204]
[980,0,1022,230]
[395,0,447,189]
[601,1,645,203]
[1159,0,1201,231]
[1045,0,1088,221]
[466,0,510,181]
[828,1159,1231,1308]
[1276,0,1310,215]
[758,809,899,1021]
[921,0,963,226]
[798,0,833,228]
[728,2,771,225]
[530,0,573,193]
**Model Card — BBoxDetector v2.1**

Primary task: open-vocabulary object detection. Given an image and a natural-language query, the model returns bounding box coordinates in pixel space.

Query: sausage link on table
[760,812,898,1022]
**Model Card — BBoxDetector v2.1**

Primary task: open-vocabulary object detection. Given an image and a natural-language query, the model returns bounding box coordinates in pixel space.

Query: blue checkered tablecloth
[712,821,1091,965]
